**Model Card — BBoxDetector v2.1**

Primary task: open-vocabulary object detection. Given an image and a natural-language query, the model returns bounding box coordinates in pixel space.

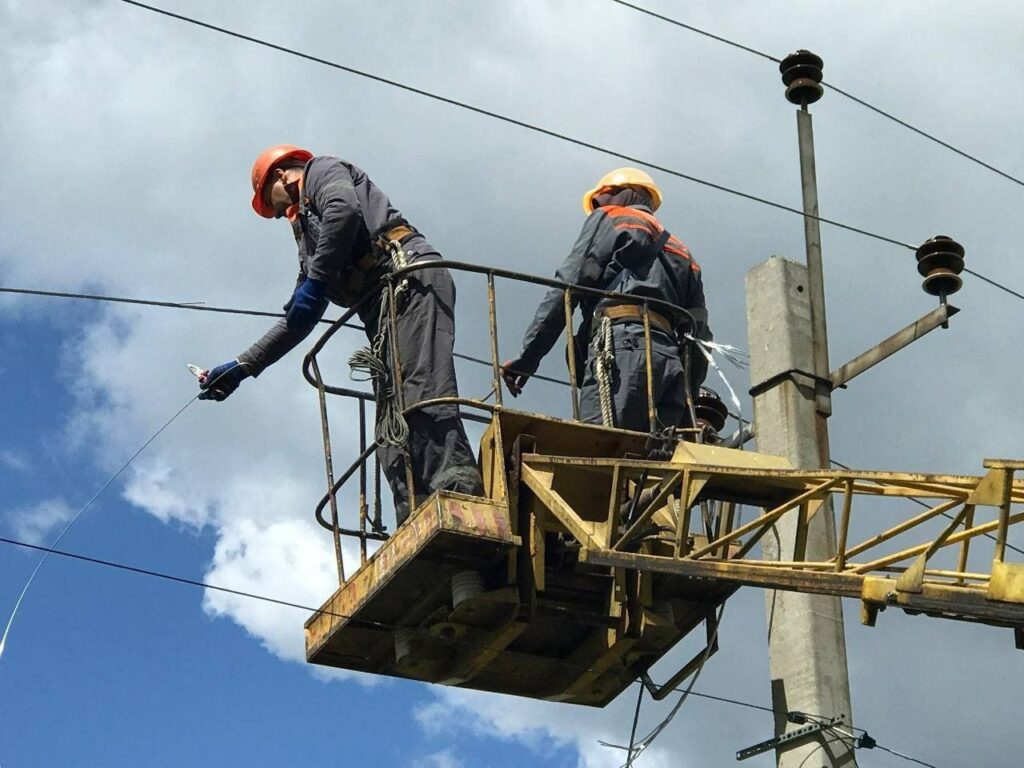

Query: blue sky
[0,319,579,767]
[3,1,1024,767]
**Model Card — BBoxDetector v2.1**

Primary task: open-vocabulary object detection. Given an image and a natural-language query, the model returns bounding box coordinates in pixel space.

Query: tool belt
[343,221,418,301]
[375,223,416,249]
[594,304,673,335]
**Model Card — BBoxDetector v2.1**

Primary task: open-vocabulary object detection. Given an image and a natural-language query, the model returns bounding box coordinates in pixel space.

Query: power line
[828,725,939,768]
[0,532,848,728]
[0,285,575,386]
[0,285,361,330]
[609,0,780,63]
[6,284,1021,559]
[7,282,1023,554]
[116,2,1024,305]
[610,0,1024,190]
[118,0,915,253]
[963,267,1024,302]
[7,531,958,767]
[823,82,1024,190]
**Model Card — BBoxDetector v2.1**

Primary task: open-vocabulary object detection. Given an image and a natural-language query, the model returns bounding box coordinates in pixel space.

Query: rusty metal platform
[305,481,735,706]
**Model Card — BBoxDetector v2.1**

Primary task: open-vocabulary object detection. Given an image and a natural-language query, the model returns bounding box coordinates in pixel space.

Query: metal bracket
[737,714,847,761]
[830,303,959,389]
[639,608,720,701]
[748,367,834,399]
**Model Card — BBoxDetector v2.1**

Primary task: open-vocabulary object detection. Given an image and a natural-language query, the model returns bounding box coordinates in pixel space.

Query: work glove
[198,360,251,402]
[500,357,537,397]
[285,276,329,333]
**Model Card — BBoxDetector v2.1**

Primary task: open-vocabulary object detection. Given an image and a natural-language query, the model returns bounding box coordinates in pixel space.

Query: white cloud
[412,749,465,768]
[5,498,74,546]
[201,516,342,663]
[0,450,31,473]
[1,0,1022,766]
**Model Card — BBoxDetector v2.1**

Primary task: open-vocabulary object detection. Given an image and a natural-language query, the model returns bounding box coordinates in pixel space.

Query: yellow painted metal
[990,562,1024,604]
[968,467,1012,507]
[305,408,1024,708]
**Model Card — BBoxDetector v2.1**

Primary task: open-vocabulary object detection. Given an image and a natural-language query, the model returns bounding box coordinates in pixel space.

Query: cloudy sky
[2,1,1022,766]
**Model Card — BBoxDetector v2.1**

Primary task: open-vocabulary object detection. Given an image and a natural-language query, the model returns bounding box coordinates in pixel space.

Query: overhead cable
[117,2,1024,303]
[8,531,956,768]
[0,285,571,386]
[0,394,199,661]
[610,0,1024,189]
[609,0,780,63]
[117,0,916,252]
[827,724,939,768]
[0,285,360,330]
[0,532,850,729]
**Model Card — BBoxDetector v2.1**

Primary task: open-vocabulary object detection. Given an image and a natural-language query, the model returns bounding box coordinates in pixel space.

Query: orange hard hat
[251,144,313,218]
[582,167,663,214]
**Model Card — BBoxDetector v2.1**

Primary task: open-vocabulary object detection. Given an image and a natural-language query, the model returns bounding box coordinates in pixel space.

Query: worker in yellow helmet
[501,168,712,433]
[198,145,482,525]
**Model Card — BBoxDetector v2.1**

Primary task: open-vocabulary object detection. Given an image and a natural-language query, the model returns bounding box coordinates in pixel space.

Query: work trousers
[578,322,690,433]
[362,259,483,526]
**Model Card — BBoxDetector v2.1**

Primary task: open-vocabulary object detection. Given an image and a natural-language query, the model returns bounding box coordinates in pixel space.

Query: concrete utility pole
[746,51,857,767]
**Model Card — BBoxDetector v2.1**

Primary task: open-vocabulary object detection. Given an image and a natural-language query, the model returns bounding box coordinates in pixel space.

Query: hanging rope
[593,315,616,426]
[349,291,409,448]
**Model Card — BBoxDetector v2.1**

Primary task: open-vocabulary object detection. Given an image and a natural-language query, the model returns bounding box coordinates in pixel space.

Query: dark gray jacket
[517,204,708,374]
[238,156,439,375]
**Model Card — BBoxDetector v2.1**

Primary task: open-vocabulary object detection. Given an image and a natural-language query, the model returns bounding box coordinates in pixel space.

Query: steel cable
[610,0,1024,189]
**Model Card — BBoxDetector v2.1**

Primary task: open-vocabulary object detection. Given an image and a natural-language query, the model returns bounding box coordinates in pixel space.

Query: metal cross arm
[830,303,959,389]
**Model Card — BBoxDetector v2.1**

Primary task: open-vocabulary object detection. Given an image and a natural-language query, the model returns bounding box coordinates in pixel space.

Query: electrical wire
[5,281,1020,560]
[117,1,916,253]
[599,604,726,766]
[116,3,1024,303]
[4,530,956,768]
[0,530,848,731]
[0,285,361,330]
[963,267,1024,302]
[828,724,939,768]
[610,0,1024,190]
[609,0,780,63]
[872,743,939,768]
[0,393,199,661]
[0,286,575,387]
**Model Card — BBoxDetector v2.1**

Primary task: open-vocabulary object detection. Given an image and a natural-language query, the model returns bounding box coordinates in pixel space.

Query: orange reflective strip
[613,221,656,233]
[601,205,701,271]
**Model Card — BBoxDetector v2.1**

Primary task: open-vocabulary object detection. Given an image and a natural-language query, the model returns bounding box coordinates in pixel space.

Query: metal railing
[301,260,701,584]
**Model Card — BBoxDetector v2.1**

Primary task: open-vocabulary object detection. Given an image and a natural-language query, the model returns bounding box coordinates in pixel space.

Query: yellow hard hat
[582,167,663,214]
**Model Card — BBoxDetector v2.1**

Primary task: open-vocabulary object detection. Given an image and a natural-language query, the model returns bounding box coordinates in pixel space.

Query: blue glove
[285,277,328,332]
[198,360,251,402]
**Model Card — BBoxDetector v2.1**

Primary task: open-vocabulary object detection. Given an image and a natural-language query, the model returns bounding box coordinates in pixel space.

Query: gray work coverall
[238,156,482,524]
[515,195,710,433]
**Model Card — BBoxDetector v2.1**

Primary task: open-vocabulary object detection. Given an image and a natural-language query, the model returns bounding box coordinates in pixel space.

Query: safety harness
[346,218,422,448]
[587,210,705,430]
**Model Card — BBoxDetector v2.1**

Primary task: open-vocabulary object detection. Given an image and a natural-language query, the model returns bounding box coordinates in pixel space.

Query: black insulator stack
[695,387,729,434]
[915,235,965,298]
[779,50,824,105]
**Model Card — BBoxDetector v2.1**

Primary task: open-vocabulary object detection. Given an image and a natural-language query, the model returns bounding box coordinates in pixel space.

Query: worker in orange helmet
[199,145,482,525]
[501,168,712,433]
